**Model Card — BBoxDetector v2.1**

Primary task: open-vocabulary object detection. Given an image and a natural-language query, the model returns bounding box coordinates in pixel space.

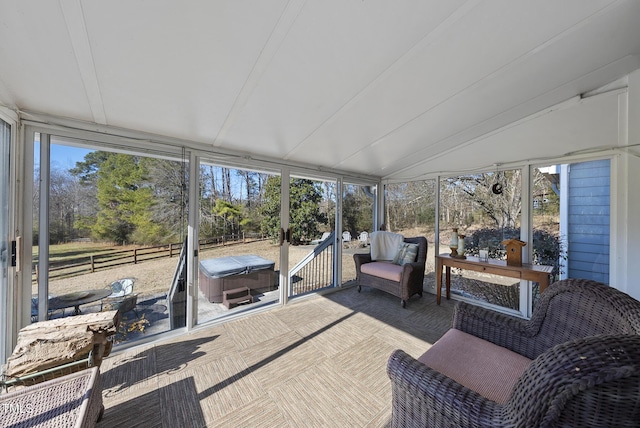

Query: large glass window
[385,180,436,289]
[32,135,188,344]
[341,183,374,285]
[531,164,563,309]
[439,170,523,312]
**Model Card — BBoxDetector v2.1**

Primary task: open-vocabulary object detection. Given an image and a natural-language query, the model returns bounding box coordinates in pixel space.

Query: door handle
[279,228,291,246]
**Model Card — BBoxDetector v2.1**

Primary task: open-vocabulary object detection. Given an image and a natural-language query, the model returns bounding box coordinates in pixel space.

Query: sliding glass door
[287,175,337,298]
[196,161,283,325]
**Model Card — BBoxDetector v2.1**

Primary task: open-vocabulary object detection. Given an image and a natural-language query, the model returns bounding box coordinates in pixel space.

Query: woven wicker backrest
[506,333,640,427]
[502,279,640,426]
[528,278,640,358]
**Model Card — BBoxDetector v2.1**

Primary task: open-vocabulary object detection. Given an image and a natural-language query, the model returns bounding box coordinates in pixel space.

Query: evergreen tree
[92,154,156,244]
[144,158,188,243]
[260,177,328,244]
[212,199,246,236]
[69,151,112,184]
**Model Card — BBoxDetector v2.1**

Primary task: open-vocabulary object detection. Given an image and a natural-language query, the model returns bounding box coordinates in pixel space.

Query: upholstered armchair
[387,278,640,427]
[354,235,427,307]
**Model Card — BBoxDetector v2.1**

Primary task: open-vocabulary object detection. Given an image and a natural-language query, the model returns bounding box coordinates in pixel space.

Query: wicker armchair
[353,236,427,307]
[387,278,640,427]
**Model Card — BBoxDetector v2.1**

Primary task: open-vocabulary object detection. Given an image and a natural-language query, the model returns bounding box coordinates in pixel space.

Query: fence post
[169,243,173,258]
[134,248,138,264]
[90,255,95,273]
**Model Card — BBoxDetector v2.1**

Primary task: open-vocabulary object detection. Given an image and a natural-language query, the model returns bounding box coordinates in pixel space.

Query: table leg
[74,305,81,316]
[539,275,550,293]
[436,258,443,305]
[445,267,451,300]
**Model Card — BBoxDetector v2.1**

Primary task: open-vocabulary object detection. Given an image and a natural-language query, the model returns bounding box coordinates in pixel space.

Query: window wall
[23,124,367,345]
[6,117,620,351]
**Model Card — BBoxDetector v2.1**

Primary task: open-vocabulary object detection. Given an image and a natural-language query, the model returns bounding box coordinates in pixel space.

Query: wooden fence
[34,233,268,282]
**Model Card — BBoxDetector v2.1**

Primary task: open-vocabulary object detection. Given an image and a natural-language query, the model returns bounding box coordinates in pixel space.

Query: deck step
[222,287,253,309]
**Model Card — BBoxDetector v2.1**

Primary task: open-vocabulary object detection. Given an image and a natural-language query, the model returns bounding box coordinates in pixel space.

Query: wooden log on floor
[2,311,120,378]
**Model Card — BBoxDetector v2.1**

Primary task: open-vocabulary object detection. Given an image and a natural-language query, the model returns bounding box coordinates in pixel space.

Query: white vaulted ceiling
[1,0,640,180]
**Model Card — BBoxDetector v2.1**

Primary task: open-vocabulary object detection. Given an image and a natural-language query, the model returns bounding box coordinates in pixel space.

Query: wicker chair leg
[401,299,406,308]
[358,285,362,292]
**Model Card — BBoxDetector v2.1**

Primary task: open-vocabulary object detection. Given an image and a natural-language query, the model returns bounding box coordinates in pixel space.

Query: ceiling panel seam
[385,96,583,181]
[58,0,107,125]
[212,0,308,147]
[383,56,636,180]
[333,0,625,172]
[284,0,483,161]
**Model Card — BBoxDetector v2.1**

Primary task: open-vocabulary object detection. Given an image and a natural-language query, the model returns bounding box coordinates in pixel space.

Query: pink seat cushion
[361,261,403,282]
[418,328,532,404]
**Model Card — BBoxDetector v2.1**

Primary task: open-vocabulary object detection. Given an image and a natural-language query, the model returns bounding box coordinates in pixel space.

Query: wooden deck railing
[289,231,335,296]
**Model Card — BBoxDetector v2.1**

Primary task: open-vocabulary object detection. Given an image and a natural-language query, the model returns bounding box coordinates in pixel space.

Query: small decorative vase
[458,234,465,254]
[449,228,458,257]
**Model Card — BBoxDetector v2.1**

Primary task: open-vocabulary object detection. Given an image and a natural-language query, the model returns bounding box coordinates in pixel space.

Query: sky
[33,141,258,200]
[51,144,92,170]
[34,140,92,171]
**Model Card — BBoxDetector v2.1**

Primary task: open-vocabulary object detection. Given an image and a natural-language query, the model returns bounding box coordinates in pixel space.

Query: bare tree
[386,180,436,231]
[442,171,522,229]
[49,168,80,243]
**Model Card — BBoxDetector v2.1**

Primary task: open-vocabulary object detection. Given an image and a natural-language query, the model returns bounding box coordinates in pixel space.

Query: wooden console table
[436,254,553,305]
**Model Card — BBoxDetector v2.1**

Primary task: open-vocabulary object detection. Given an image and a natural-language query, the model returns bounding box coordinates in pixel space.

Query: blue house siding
[567,159,610,283]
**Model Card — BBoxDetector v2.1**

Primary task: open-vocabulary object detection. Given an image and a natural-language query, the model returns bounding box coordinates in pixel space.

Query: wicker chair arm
[452,302,538,358]
[504,334,640,427]
[387,349,501,428]
[353,253,372,272]
[400,261,425,286]
[401,260,422,275]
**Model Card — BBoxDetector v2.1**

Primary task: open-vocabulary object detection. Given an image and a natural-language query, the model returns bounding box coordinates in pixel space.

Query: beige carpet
[97,285,456,428]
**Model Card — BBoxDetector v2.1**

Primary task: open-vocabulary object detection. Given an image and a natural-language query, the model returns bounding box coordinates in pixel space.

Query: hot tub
[198,255,275,303]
